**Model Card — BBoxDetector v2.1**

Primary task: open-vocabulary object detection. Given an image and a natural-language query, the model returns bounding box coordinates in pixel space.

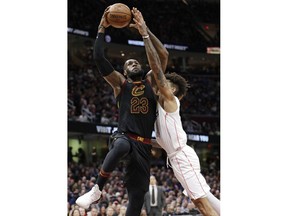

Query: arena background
[1,0,288,215]
[68,0,220,215]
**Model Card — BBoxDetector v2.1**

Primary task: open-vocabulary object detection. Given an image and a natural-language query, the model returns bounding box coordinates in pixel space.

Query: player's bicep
[160,56,168,73]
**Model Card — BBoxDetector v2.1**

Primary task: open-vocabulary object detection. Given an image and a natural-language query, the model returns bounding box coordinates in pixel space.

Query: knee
[112,139,131,155]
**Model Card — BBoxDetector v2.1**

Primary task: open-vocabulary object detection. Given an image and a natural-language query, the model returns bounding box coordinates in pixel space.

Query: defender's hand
[129,7,148,36]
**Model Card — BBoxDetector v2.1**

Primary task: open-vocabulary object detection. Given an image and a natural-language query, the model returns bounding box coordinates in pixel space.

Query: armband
[142,35,150,39]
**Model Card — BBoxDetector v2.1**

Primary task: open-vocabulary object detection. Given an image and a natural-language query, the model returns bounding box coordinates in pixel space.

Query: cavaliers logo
[131,85,145,96]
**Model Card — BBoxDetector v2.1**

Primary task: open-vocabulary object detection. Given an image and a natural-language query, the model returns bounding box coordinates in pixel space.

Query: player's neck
[128,76,142,82]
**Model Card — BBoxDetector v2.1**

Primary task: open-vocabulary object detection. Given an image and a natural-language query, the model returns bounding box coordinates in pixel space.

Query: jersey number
[131,97,149,114]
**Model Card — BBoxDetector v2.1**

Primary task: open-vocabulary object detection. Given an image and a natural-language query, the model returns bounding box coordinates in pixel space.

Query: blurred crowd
[68,157,220,216]
[68,0,220,51]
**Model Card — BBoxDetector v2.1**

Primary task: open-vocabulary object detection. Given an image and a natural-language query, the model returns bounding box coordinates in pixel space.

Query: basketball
[106,3,132,28]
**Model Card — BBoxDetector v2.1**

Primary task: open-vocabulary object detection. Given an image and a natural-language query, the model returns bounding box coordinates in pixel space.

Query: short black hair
[165,72,190,99]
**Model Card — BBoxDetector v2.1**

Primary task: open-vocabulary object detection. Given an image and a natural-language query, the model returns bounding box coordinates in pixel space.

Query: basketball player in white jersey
[131,8,220,216]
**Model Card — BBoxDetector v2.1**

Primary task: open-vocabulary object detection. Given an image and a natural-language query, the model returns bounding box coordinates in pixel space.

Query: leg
[96,137,131,190]
[207,191,220,215]
[125,141,151,216]
[76,136,130,209]
[193,197,219,216]
[126,188,146,216]
[170,146,219,215]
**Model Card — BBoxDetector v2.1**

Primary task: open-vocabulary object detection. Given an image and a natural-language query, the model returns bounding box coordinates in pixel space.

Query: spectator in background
[71,208,81,216]
[79,207,87,216]
[91,147,98,165]
[98,190,109,208]
[98,205,106,216]
[180,198,189,214]
[143,175,166,216]
[163,204,174,216]
[106,206,115,216]
[88,207,99,216]
[77,148,86,165]
[175,206,182,215]
[117,205,127,216]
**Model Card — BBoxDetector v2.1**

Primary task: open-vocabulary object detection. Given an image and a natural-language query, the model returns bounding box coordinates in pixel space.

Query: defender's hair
[165,72,190,99]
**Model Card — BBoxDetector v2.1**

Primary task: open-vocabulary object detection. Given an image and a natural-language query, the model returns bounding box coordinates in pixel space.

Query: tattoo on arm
[148,28,169,72]
[157,71,165,87]
[143,38,169,94]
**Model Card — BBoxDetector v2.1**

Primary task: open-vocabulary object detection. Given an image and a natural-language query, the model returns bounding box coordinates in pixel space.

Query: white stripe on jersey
[155,97,187,155]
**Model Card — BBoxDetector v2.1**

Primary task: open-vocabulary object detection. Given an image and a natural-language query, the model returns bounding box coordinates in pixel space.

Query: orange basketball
[107,3,132,28]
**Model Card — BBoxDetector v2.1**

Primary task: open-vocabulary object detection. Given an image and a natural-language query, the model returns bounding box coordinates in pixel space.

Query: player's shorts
[114,134,152,193]
[167,145,211,200]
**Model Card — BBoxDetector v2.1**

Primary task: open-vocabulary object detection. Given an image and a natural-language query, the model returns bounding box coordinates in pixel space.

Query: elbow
[93,51,103,63]
[160,50,169,66]
[161,49,169,60]
[164,49,169,58]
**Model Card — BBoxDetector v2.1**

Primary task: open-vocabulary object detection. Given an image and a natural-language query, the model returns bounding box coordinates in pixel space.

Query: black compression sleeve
[93,33,114,76]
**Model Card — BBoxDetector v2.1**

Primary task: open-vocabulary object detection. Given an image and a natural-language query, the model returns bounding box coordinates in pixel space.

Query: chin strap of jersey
[93,33,114,76]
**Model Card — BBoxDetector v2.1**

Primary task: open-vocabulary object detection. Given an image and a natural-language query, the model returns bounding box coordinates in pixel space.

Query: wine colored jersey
[116,79,157,138]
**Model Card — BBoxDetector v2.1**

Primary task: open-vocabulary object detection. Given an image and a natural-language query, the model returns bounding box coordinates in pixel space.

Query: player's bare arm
[142,36,177,113]
[146,28,168,72]
[139,25,177,112]
[130,7,169,72]
[94,6,125,98]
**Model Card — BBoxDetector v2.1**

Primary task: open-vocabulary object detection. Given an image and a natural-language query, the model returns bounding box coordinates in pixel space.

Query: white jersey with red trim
[155,97,187,155]
[154,96,211,200]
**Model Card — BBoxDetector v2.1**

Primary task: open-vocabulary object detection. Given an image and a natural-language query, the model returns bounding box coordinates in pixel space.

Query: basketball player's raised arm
[130,8,169,72]
[146,28,169,72]
[142,33,174,101]
[94,7,125,97]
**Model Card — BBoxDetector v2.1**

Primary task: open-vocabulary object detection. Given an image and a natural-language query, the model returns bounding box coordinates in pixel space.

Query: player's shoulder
[144,70,153,83]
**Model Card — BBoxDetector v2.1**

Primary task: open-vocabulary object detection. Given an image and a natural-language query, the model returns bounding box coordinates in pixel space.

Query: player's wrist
[98,25,105,32]
[142,35,149,39]
[142,29,149,39]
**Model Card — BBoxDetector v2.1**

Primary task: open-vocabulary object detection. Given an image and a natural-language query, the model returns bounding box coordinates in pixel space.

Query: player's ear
[171,86,176,94]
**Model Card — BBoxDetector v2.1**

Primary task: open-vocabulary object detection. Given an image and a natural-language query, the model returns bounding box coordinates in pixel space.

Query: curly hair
[165,72,190,99]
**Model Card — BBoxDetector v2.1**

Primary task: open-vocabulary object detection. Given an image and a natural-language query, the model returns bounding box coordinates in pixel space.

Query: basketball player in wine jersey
[76,7,169,216]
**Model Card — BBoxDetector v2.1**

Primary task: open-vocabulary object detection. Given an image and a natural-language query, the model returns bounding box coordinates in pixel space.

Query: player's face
[167,80,183,100]
[167,80,177,94]
[123,59,143,80]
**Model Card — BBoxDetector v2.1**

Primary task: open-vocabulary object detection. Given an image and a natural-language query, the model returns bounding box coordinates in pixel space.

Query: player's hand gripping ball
[106,3,132,28]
